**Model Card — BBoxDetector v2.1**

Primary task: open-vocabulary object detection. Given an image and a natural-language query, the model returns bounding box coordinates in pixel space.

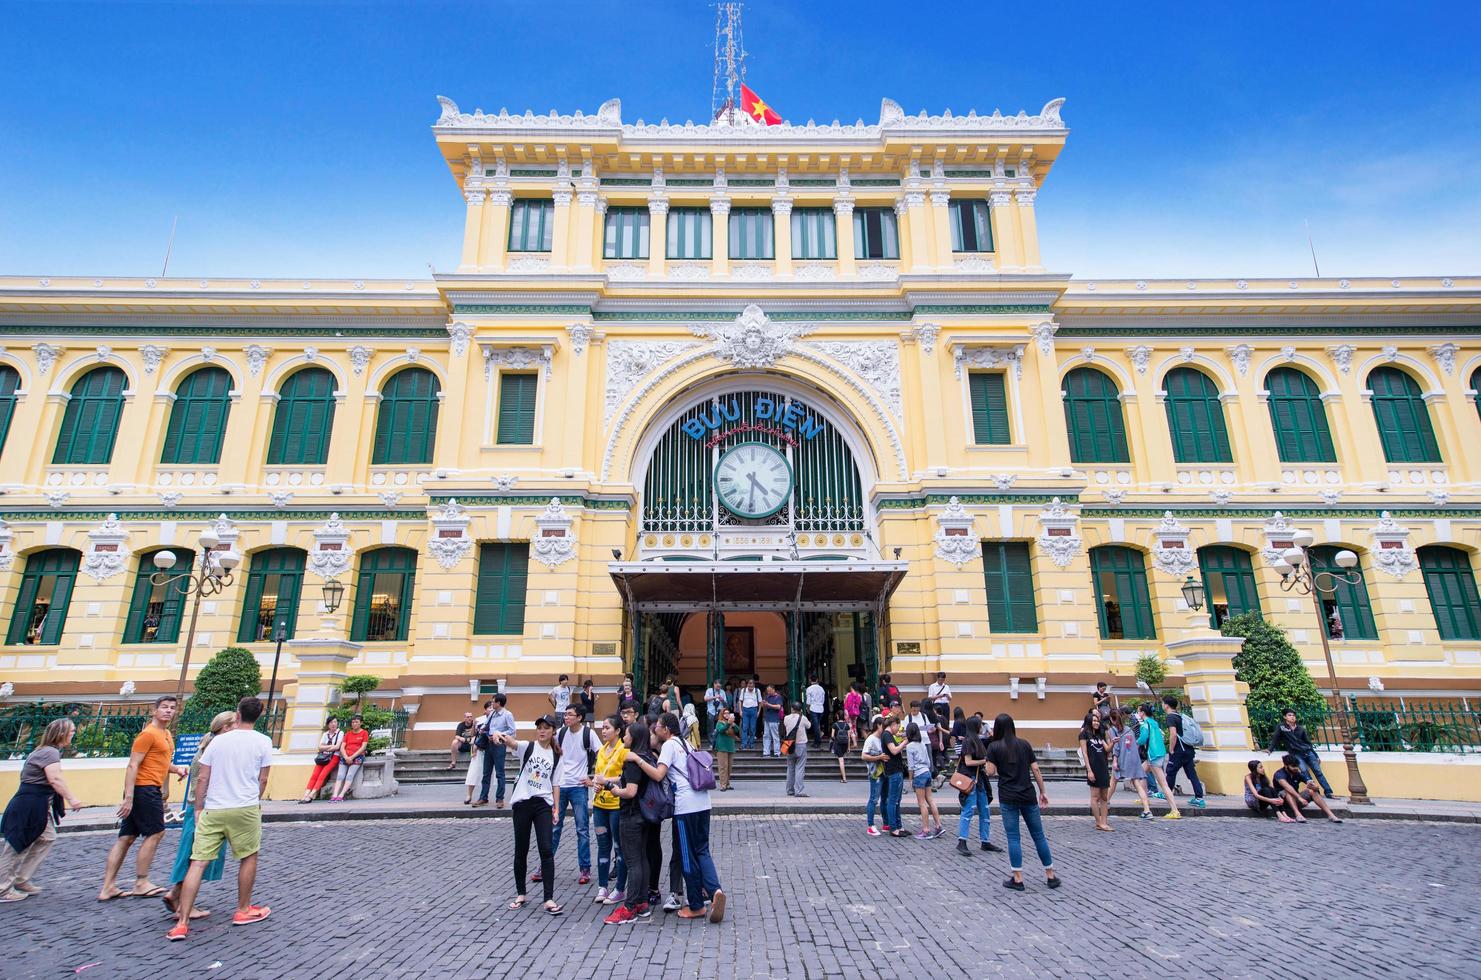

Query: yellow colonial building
[2,94,1480,798]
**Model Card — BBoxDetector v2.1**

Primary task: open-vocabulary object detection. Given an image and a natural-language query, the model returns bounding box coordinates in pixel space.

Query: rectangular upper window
[983,542,1037,634]
[853,208,899,260]
[508,199,554,253]
[495,372,538,445]
[729,208,774,259]
[666,208,712,260]
[949,199,993,252]
[969,372,1011,444]
[473,543,529,635]
[604,207,650,259]
[790,208,836,259]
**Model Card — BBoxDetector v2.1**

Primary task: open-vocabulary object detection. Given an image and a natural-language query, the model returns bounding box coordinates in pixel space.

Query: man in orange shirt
[98,695,188,901]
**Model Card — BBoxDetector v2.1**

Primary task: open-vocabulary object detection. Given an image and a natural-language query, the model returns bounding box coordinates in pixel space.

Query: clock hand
[747,473,770,508]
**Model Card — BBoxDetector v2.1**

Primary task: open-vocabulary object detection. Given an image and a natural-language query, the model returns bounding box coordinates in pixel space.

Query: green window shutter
[790,208,836,259]
[473,543,529,634]
[373,369,440,465]
[236,548,306,642]
[968,372,1011,444]
[1063,368,1129,463]
[1309,546,1377,640]
[1473,368,1481,425]
[1368,367,1441,463]
[983,541,1037,633]
[350,547,418,642]
[495,372,538,445]
[729,208,774,259]
[1090,546,1156,640]
[508,199,554,252]
[1197,546,1261,629]
[0,366,19,461]
[603,208,650,259]
[1164,367,1232,463]
[123,548,192,643]
[53,367,127,465]
[1419,546,1481,640]
[665,208,712,260]
[267,369,336,465]
[7,548,81,645]
[1265,368,1336,463]
[161,367,232,465]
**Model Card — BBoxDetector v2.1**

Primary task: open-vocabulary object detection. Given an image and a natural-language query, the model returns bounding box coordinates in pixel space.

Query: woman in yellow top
[584,715,629,906]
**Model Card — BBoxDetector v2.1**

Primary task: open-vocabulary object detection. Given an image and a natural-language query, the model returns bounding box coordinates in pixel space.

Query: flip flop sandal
[97,891,129,902]
[133,886,167,898]
[508,897,529,910]
[544,903,564,916]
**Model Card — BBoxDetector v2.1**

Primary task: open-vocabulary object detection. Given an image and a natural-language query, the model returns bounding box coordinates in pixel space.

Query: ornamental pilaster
[82,513,131,582]
[1036,497,1081,568]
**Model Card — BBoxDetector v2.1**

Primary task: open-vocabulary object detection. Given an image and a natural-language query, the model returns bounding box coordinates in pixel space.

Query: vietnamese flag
[740,83,783,126]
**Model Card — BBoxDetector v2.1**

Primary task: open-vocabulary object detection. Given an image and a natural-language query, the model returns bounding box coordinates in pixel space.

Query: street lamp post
[1271,530,1372,805]
[152,532,241,708]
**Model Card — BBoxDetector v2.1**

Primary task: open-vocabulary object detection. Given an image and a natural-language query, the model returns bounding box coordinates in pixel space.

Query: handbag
[949,765,975,793]
[780,718,802,757]
[313,750,334,766]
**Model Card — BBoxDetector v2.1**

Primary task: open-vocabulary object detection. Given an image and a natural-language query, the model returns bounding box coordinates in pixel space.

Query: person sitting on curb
[1271,754,1344,823]
[1244,760,1298,822]
[328,715,369,802]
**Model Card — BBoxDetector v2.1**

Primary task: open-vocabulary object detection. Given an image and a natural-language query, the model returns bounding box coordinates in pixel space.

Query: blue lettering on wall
[682,395,826,441]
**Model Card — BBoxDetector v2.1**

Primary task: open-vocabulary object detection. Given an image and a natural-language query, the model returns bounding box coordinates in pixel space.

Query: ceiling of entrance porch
[609,560,906,612]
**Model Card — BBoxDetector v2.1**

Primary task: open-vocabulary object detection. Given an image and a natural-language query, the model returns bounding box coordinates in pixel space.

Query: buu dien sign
[681,395,824,447]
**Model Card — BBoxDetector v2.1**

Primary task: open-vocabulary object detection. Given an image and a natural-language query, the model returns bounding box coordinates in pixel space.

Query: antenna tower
[711,3,748,123]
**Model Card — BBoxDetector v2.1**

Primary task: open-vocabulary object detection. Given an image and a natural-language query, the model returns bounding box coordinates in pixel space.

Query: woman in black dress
[829,708,854,783]
[1077,710,1113,832]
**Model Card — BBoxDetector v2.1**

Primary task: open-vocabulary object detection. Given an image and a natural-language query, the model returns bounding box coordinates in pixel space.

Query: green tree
[184,647,262,724]
[329,675,394,753]
[1220,612,1324,716]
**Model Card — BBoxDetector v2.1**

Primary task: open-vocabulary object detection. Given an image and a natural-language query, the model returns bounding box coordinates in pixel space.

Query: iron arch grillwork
[641,390,866,535]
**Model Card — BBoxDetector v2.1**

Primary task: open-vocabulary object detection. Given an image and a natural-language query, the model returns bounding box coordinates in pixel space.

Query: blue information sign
[172,733,204,767]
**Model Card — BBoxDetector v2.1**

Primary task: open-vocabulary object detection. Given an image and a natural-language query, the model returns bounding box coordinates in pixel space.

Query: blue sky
[2,0,1478,280]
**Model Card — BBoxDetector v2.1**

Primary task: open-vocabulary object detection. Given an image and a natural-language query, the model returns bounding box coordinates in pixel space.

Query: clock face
[715,442,793,520]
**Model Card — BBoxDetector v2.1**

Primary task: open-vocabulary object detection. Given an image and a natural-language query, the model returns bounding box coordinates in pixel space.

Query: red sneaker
[577,872,591,885]
[530,871,543,882]
[603,905,636,925]
[166,923,188,942]
[232,904,271,926]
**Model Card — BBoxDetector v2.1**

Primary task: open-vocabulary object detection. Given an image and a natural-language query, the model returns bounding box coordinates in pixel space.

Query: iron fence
[1249,699,1481,754]
[0,700,287,760]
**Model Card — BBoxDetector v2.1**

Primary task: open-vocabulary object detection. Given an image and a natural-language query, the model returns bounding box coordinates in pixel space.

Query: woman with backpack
[843,684,863,741]
[599,720,652,924]
[953,716,1000,856]
[905,723,945,839]
[630,712,724,922]
[1109,708,1149,816]
[1078,710,1114,832]
[861,715,887,836]
[830,708,854,783]
[490,714,564,916]
[1137,702,1182,820]
[782,702,811,798]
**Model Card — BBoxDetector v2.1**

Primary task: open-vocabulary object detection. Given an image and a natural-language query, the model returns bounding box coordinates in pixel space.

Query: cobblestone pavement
[4,815,1477,979]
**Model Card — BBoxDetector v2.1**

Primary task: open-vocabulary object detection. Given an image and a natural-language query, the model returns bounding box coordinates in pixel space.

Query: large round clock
[714,442,793,520]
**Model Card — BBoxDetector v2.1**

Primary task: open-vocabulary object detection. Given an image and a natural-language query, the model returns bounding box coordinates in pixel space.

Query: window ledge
[263,467,328,488]
[482,444,542,452]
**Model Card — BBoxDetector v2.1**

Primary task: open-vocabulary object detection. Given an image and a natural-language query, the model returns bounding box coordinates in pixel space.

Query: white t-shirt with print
[658,737,710,816]
[862,733,883,759]
[509,740,557,805]
[555,725,599,789]
[198,728,273,810]
[805,683,825,713]
[550,686,571,713]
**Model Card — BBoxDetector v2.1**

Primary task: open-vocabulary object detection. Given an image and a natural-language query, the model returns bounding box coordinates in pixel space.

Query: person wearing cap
[490,714,564,916]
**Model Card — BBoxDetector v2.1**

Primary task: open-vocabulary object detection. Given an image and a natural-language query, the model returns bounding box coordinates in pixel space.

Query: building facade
[2,94,1480,763]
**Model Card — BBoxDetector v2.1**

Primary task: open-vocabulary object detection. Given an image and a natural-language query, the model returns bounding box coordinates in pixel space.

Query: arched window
[1062,367,1129,463]
[350,547,418,642]
[1471,367,1481,423]
[1309,546,1376,640]
[237,548,306,642]
[52,366,127,465]
[0,365,19,459]
[1367,367,1441,463]
[161,368,233,465]
[1197,546,1261,628]
[266,368,336,465]
[123,548,194,644]
[372,369,440,465]
[1163,367,1232,463]
[5,548,81,645]
[1089,546,1155,639]
[1418,545,1481,641]
[1264,367,1336,463]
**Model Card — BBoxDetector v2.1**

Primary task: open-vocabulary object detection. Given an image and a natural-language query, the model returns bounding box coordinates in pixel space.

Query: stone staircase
[395,746,1089,785]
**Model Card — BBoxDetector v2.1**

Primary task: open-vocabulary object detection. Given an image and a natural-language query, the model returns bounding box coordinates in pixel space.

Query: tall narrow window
[665,208,712,259]
[949,199,993,252]
[266,368,336,465]
[603,207,650,259]
[1309,546,1377,640]
[161,367,232,465]
[350,547,418,642]
[982,542,1037,633]
[1419,545,1481,641]
[790,208,836,259]
[495,372,538,445]
[52,366,127,465]
[1197,546,1261,628]
[5,548,80,646]
[123,548,193,644]
[1367,367,1442,463]
[1472,367,1481,424]
[1063,367,1130,463]
[1265,367,1336,463]
[508,199,554,252]
[1089,546,1156,640]
[852,208,899,259]
[1163,367,1232,463]
[237,548,306,642]
[968,372,1011,445]
[473,543,529,634]
[373,368,440,465]
[0,365,19,460]
[728,208,774,259]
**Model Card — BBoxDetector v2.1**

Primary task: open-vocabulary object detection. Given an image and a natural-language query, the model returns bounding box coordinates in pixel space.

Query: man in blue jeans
[736,680,761,751]
[1266,707,1335,797]
[542,706,601,884]
[472,695,515,807]
[1161,695,1207,808]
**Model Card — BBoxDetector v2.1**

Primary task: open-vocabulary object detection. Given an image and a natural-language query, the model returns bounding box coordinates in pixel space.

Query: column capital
[1015,189,1037,207]
[770,195,793,216]
[929,190,950,208]
[832,194,855,216]
[464,188,486,205]
[647,195,669,216]
[709,196,731,216]
[487,189,514,207]
[989,191,1014,207]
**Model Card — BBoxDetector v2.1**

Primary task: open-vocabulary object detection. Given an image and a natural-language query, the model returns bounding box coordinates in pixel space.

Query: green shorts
[191,805,262,862]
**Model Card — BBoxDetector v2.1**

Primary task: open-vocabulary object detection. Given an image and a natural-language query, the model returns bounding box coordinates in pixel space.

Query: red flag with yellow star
[740,83,782,126]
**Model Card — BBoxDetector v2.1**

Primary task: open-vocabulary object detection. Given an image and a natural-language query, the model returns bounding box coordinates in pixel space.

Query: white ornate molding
[603,340,701,426]
[857,264,898,281]
[378,491,402,508]
[1149,511,1195,578]
[1260,511,1295,567]
[0,520,13,571]
[1036,497,1082,568]
[1326,344,1356,375]
[1210,489,1233,507]
[348,346,373,376]
[1429,342,1459,375]
[492,475,517,491]
[32,343,61,375]
[1319,489,1342,506]
[911,323,938,355]
[158,491,183,509]
[932,496,979,567]
[1229,344,1253,376]
[992,473,1017,491]
[45,490,69,509]
[506,256,552,273]
[1103,488,1126,506]
[606,263,647,281]
[951,256,995,274]
[428,498,472,569]
[308,512,352,580]
[447,321,473,357]
[669,262,711,281]
[566,322,598,356]
[82,513,131,582]
[139,345,168,375]
[950,342,1024,381]
[1369,511,1416,578]
[794,263,836,282]
[269,490,294,509]
[1128,346,1153,375]
[806,341,902,420]
[482,343,555,381]
[245,345,271,377]
[531,496,577,568]
[692,305,811,370]
[1031,321,1058,357]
